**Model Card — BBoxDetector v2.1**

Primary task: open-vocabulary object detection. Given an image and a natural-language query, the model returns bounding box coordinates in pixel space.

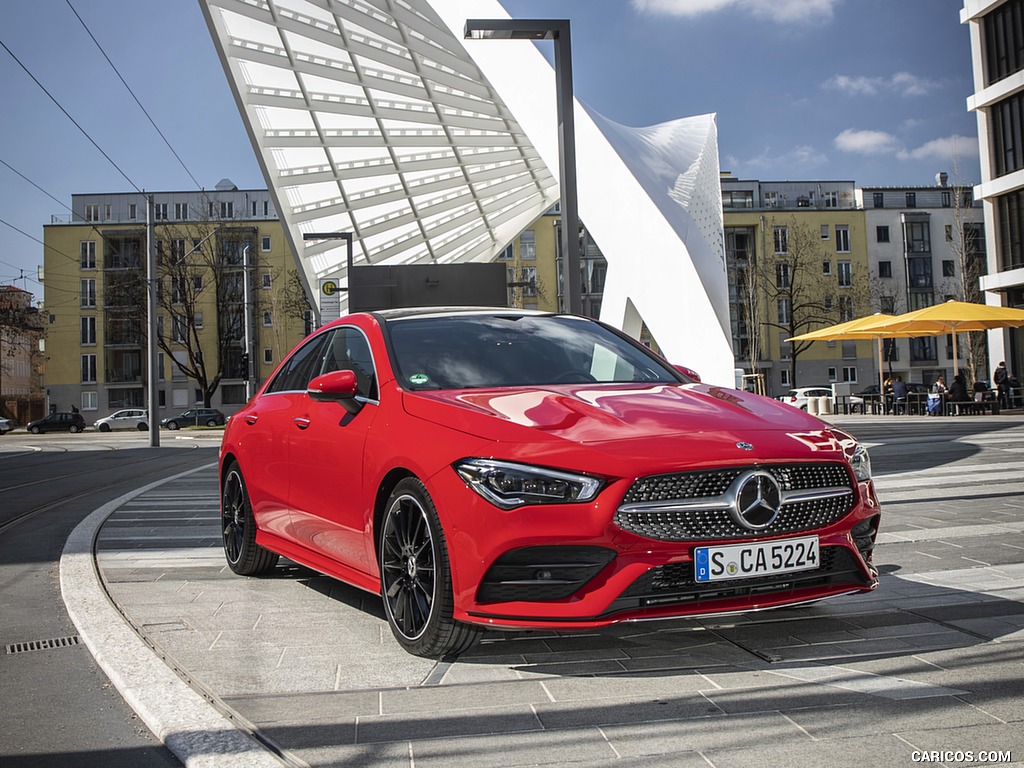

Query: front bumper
[431,466,881,631]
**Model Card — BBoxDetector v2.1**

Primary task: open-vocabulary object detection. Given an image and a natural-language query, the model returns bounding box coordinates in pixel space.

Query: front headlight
[850,442,872,482]
[453,459,603,510]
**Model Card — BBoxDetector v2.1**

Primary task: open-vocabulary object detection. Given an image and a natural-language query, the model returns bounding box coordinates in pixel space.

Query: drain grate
[5,636,81,654]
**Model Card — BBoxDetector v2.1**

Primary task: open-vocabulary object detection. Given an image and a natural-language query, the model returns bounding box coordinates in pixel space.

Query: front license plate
[694,536,819,583]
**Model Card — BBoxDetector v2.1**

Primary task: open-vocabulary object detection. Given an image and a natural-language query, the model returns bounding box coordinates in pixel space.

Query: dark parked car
[858,382,929,396]
[27,412,86,434]
[161,408,226,430]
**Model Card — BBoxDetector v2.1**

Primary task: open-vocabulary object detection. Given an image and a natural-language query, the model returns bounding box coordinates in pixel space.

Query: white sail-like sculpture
[200,0,734,384]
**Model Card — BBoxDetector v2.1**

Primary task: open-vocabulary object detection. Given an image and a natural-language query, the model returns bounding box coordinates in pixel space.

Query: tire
[98,423,111,433]
[205,419,217,427]
[30,426,41,435]
[69,425,81,434]
[221,463,279,576]
[166,421,179,430]
[137,423,148,431]
[379,478,481,658]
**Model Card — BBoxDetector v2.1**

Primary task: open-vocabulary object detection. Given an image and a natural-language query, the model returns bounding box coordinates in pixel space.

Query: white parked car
[94,409,149,432]
[0,417,12,435]
[779,387,864,412]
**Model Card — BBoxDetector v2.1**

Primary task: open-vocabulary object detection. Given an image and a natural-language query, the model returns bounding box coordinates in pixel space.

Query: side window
[318,327,378,400]
[265,333,330,394]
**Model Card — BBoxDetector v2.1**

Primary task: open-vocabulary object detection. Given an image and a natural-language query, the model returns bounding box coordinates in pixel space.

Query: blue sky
[0,0,974,297]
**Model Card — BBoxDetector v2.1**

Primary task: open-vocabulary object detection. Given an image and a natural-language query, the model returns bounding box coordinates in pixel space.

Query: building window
[261,235,271,252]
[775,262,791,289]
[992,90,1024,177]
[85,204,99,222]
[172,316,188,343]
[193,275,203,292]
[837,260,852,288]
[261,272,272,289]
[80,241,96,269]
[519,230,536,260]
[171,239,186,264]
[879,261,893,278]
[263,348,273,365]
[984,0,1024,85]
[835,225,850,253]
[945,224,954,241]
[193,312,204,330]
[80,278,96,308]
[881,296,896,314]
[873,192,884,208]
[104,204,111,221]
[839,295,854,321]
[221,201,234,219]
[779,333,792,361]
[997,188,1024,270]
[962,189,973,206]
[129,203,137,220]
[81,316,96,345]
[941,191,951,208]
[82,391,98,411]
[154,203,168,220]
[81,354,97,384]
[876,225,890,243]
[820,225,829,240]
[777,297,791,324]
[942,260,956,277]
[773,226,788,254]
[175,202,188,219]
[780,368,791,387]
[842,366,858,383]
[906,192,917,208]
[822,260,832,276]
[764,192,780,208]
[263,310,272,326]
[824,190,838,208]
[907,221,931,253]
[828,367,837,382]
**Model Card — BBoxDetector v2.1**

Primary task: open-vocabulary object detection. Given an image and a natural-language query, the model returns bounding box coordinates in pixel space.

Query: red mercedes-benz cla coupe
[220,308,880,657]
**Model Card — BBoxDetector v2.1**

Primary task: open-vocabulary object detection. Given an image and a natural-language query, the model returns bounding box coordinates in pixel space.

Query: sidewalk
[62,420,1024,767]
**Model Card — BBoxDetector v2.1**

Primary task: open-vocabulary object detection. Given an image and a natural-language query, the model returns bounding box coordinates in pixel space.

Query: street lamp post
[464,18,582,315]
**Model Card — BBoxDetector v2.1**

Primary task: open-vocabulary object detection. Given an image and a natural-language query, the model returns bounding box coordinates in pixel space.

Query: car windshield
[386,313,684,390]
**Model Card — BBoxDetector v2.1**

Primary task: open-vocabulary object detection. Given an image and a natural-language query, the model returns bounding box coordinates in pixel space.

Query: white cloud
[631,0,839,24]
[896,135,980,161]
[743,144,828,170]
[834,129,900,155]
[824,72,941,97]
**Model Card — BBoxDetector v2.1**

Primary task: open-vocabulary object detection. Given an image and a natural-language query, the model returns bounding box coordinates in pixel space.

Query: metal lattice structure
[201,0,736,385]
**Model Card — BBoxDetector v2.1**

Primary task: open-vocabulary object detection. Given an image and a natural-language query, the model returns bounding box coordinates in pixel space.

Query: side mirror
[673,365,701,383]
[307,370,362,414]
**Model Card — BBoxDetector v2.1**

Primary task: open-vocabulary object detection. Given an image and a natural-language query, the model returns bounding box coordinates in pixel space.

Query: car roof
[369,306,551,322]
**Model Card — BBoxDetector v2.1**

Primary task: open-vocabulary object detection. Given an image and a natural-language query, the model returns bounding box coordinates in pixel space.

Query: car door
[235,332,332,541]
[287,325,379,574]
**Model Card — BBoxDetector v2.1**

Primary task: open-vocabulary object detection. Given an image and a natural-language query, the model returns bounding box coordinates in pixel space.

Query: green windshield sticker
[409,373,429,385]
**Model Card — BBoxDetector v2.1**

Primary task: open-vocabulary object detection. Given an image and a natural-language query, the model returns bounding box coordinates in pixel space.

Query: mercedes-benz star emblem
[736,441,754,451]
[729,470,782,530]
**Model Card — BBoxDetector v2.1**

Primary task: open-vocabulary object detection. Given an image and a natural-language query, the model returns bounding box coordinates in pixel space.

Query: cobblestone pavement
[87,417,1024,767]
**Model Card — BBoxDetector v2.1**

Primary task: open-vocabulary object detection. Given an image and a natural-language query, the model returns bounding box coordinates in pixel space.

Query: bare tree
[755,217,869,385]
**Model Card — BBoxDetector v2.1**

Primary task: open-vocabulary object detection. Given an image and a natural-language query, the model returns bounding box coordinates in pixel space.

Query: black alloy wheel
[98,423,111,433]
[137,423,148,431]
[29,426,41,435]
[221,463,279,576]
[379,478,480,658]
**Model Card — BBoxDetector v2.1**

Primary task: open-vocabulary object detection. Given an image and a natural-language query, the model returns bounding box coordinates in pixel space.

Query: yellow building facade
[42,184,309,421]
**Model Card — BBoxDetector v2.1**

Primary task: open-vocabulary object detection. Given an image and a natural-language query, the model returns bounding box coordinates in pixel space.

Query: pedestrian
[994,361,1014,409]
[931,375,947,396]
[891,375,909,414]
[947,374,970,403]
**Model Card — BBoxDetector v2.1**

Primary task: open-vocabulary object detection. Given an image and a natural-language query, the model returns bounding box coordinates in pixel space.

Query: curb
[59,463,285,768]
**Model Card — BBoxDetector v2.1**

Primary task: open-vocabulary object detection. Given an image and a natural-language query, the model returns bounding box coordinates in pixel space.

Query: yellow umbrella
[788,313,898,397]
[860,301,1024,382]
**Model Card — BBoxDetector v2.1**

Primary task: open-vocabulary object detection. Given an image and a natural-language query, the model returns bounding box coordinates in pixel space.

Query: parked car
[0,417,12,435]
[26,412,86,434]
[161,408,226,430]
[779,386,864,411]
[94,409,149,432]
[219,308,881,658]
[857,383,930,396]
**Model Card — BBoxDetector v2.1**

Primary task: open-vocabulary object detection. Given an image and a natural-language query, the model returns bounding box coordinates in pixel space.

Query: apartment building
[721,176,873,396]
[963,0,1024,376]
[41,181,310,421]
[858,178,986,384]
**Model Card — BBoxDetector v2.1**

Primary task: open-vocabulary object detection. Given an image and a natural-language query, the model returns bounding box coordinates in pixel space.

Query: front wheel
[221,463,279,576]
[379,478,481,658]
[29,425,41,435]
[98,423,111,433]
[137,423,148,431]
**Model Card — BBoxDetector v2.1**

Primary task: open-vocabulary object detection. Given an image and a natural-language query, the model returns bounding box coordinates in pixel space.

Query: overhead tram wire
[0,38,143,195]
[64,0,203,191]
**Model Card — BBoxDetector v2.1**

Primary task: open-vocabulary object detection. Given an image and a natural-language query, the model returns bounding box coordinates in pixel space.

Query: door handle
[294,417,311,430]
[245,414,258,425]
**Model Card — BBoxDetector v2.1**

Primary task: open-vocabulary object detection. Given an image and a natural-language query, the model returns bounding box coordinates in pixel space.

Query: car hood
[403,383,834,451]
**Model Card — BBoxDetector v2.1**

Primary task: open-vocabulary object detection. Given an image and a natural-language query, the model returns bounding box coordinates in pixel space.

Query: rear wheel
[205,419,218,427]
[166,421,179,430]
[29,425,41,435]
[69,425,81,434]
[379,478,481,658]
[221,463,279,576]
[137,423,148,431]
